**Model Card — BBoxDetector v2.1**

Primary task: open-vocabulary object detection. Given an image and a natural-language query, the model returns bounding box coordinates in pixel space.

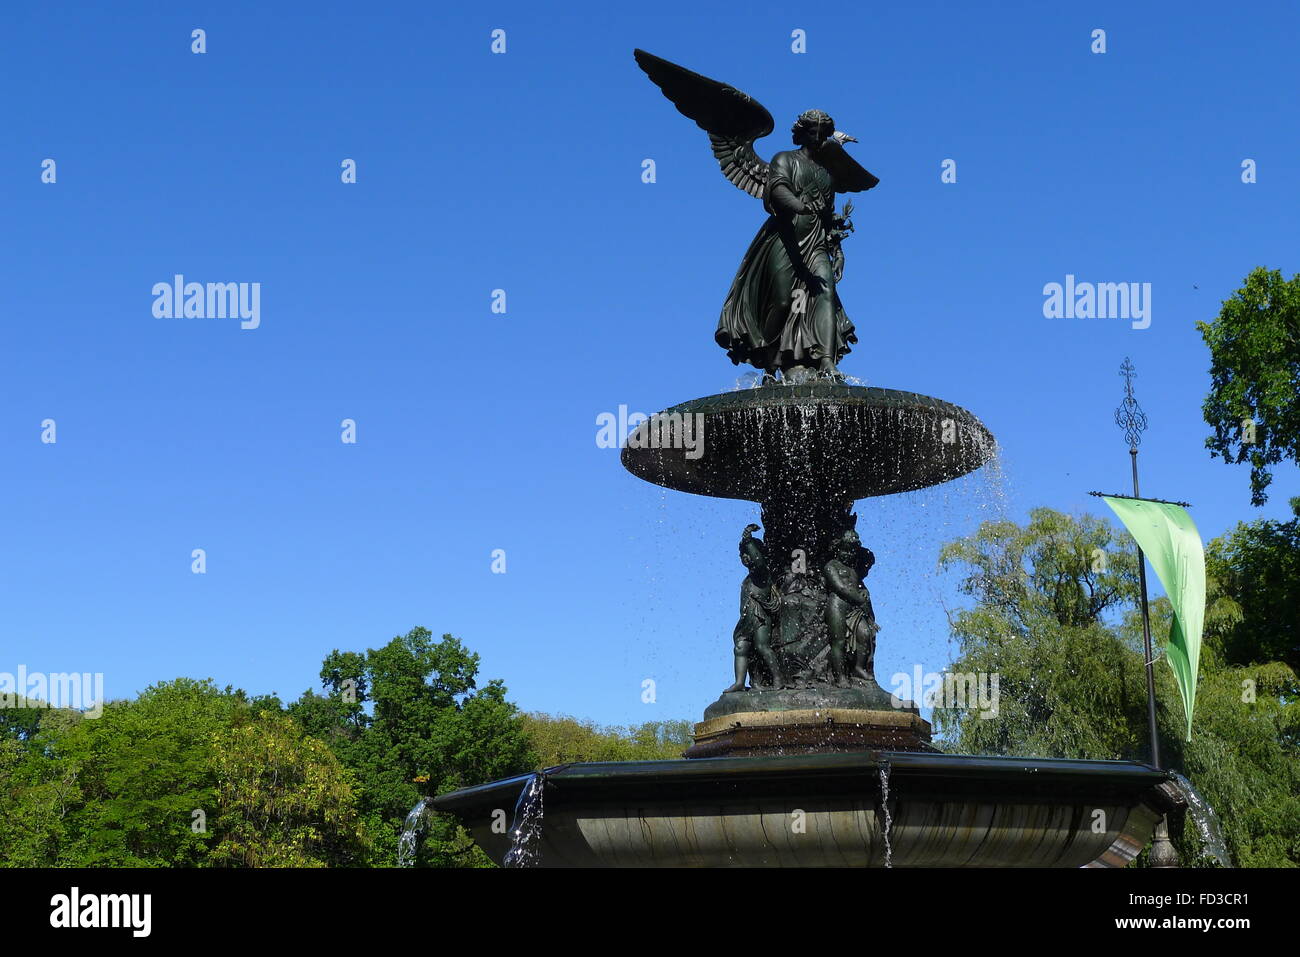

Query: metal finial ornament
[1114,357,1148,449]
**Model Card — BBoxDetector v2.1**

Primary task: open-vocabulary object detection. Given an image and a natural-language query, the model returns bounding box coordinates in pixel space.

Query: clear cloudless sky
[3,0,1298,727]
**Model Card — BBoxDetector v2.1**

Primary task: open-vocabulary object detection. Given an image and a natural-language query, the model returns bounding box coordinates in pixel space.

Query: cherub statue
[724,524,785,693]
[635,49,880,380]
[823,529,880,687]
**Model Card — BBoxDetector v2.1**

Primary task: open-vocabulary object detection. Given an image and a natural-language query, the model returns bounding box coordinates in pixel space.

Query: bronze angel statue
[635,49,879,380]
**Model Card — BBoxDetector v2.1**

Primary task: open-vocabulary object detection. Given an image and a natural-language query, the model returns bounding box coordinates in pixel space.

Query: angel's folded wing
[634,49,773,199]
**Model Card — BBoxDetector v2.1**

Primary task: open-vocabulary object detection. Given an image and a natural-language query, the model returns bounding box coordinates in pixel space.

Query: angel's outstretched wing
[634,49,773,199]
[816,140,880,193]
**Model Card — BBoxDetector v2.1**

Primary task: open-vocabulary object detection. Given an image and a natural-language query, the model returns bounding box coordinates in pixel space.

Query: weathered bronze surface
[725,524,784,692]
[632,53,993,753]
[636,49,879,379]
[621,383,995,709]
[620,383,995,502]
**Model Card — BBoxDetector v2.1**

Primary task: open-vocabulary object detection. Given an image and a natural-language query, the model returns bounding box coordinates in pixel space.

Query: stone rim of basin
[432,751,1182,868]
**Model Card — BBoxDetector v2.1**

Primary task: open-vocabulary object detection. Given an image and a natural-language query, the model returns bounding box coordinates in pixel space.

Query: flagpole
[1130,451,1162,771]
[1112,358,1178,867]
[1115,358,1161,770]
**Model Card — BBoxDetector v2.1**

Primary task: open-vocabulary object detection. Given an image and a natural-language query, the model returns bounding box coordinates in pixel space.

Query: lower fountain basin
[433,750,1174,867]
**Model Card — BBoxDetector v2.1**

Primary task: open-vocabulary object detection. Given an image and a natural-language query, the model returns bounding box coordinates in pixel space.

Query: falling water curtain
[1102,497,1206,740]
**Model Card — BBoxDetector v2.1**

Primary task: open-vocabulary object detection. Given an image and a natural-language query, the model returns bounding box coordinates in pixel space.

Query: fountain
[432,379,1184,866]
[429,49,1186,866]
[621,382,992,755]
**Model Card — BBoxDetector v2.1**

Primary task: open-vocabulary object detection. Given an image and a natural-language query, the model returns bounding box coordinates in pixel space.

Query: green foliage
[42,679,244,867]
[1198,267,1300,505]
[210,711,370,867]
[934,508,1149,759]
[288,627,537,867]
[0,727,83,867]
[0,629,704,870]
[1169,661,1300,867]
[1203,503,1300,676]
[0,697,49,744]
[0,680,373,868]
[935,509,1300,867]
[520,714,693,765]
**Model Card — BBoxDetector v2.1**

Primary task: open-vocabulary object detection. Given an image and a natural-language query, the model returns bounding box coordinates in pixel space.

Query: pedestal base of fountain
[701,674,904,718]
[685,707,935,758]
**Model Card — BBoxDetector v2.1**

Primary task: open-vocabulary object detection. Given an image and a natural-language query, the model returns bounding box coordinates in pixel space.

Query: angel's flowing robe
[715,148,856,373]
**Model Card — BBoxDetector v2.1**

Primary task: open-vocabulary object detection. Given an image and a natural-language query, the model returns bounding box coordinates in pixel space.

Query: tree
[0,696,48,744]
[1198,267,1300,505]
[521,714,693,765]
[289,628,536,867]
[1204,502,1300,677]
[935,509,1300,867]
[933,508,1149,760]
[47,679,245,867]
[209,711,370,867]
[0,680,261,866]
[0,711,83,867]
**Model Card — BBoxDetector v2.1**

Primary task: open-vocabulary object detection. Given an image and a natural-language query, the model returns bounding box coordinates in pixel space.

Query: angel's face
[794,120,832,150]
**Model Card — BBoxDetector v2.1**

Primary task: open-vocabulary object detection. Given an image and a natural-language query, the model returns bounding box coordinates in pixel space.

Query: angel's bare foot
[722,681,746,693]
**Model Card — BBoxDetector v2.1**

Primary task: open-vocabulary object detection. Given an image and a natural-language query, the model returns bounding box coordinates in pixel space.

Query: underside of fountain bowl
[619,382,997,502]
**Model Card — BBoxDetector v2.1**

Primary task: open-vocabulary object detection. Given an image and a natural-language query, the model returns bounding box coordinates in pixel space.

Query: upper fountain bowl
[620,382,996,502]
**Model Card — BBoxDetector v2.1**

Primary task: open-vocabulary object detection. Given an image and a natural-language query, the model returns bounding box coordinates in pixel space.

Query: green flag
[1102,496,1205,740]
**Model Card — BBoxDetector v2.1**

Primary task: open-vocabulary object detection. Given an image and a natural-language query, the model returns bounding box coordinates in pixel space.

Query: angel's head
[791,109,835,148]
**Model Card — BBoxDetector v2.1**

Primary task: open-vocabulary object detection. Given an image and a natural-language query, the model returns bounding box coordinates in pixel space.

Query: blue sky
[3,0,1297,728]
